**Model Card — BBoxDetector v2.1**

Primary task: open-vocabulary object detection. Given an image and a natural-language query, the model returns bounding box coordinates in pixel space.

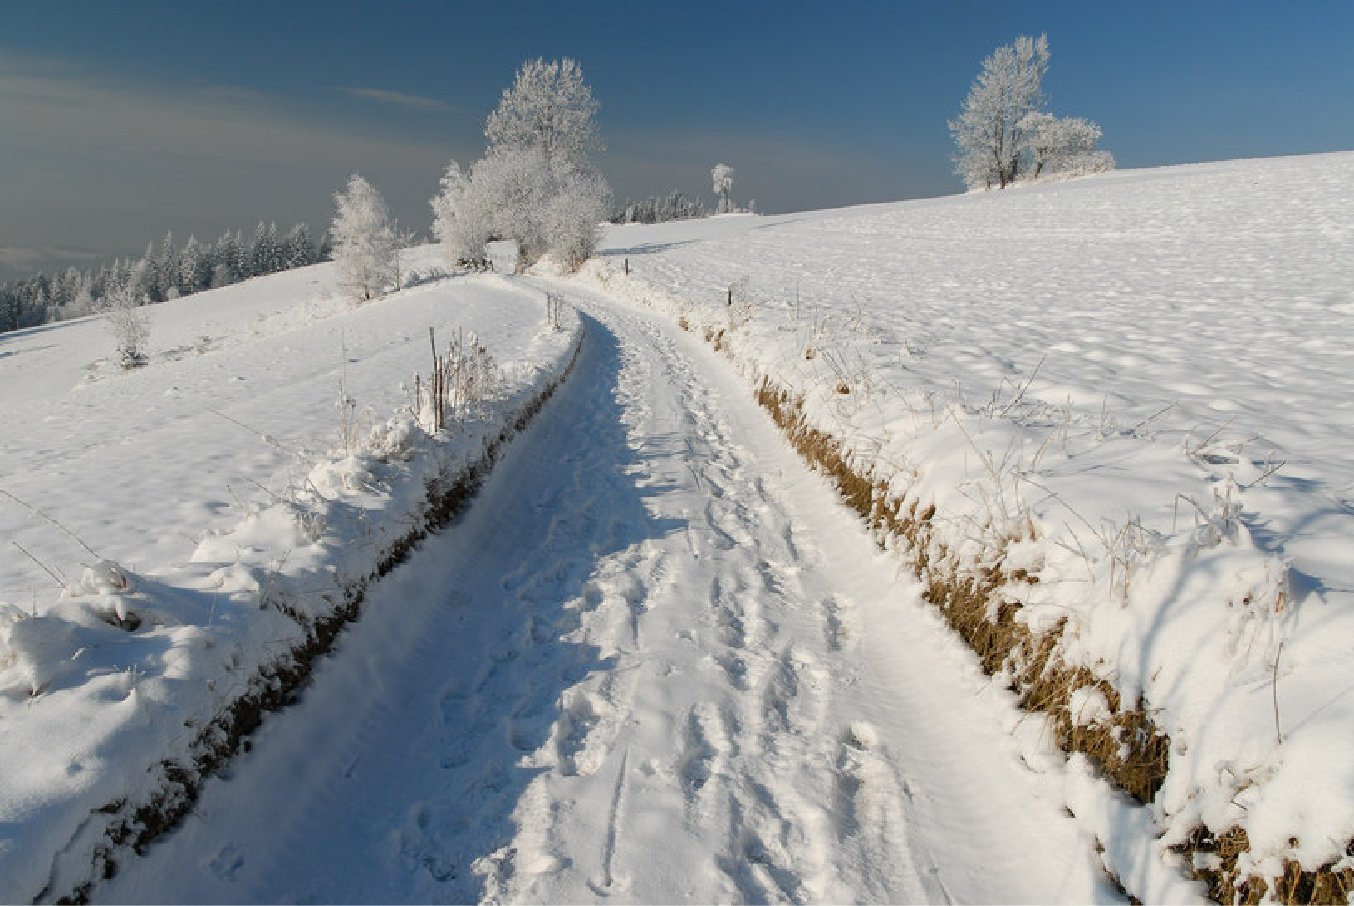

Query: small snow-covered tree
[331,173,398,302]
[178,235,210,295]
[1022,112,1114,178]
[431,159,494,269]
[712,163,734,214]
[950,34,1050,190]
[101,280,150,368]
[282,223,316,270]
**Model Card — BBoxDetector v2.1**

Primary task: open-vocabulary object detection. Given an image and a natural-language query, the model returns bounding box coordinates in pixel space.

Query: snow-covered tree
[101,280,150,368]
[950,34,1050,190]
[1021,112,1114,178]
[210,231,241,288]
[149,231,177,303]
[431,159,494,269]
[485,57,603,170]
[282,223,316,270]
[468,57,610,272]
[473,145,553,266]
[331,173,398,302]
[251,221,281,276]
[178,235,208,295]
[712,163,735,214]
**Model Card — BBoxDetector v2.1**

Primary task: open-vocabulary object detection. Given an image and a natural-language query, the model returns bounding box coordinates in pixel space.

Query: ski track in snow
[101,284,1119,904]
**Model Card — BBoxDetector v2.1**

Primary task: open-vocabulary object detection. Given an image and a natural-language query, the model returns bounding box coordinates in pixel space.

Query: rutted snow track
[101,287,1121,904]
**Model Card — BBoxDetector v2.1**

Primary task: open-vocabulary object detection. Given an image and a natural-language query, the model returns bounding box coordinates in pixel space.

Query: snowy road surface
[102,286,1119,904]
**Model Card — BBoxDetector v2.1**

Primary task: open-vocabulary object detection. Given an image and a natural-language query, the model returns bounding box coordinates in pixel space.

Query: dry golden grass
[1173,826,1354,905]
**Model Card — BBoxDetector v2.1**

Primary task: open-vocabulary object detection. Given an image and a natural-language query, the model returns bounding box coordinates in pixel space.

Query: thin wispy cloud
[0,53,446,170]
[345,87,450,111]
[0,246,101,268]
[0,52,470,266]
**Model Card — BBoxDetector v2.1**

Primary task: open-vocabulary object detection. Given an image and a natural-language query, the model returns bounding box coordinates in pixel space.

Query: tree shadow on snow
[394,313,688,899]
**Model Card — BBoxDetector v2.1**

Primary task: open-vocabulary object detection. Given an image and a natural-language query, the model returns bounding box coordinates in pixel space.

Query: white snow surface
[0,248,581,901]
[97,279,1124,905]
[579,152,1354,889]
[2,152,1349,904]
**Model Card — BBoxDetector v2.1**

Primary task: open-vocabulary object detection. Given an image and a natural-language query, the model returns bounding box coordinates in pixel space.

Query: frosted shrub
[101,283,150,368]
[418,327,498,432]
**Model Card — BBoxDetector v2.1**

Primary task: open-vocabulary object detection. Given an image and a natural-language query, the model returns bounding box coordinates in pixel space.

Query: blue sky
[2,0,1352,276]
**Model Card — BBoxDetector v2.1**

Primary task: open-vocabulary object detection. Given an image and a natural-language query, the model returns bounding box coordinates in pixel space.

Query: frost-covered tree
[468,57,610,272]
[251,221,282,276]
[431,159,494,269]
[101,279,150,368]
[331,173,398,302]
[712,163,735,214]
[486,57,603,170]
[950,34,1050,190]
[178,235,209,295]
[282,223,316,270]
[210,231,241,288]
[1021,112,1114,178]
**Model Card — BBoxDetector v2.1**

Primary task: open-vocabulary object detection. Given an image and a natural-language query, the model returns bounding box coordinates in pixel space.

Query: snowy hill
[581,151,1354,901]
[3,152,1353,904]
[0,250,581,901]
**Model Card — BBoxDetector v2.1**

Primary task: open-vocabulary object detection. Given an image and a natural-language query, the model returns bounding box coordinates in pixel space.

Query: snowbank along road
[103,282,1123,903]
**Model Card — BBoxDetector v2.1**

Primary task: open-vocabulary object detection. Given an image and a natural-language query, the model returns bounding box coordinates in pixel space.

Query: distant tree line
[0,222,328,335]
[610,191,708,225]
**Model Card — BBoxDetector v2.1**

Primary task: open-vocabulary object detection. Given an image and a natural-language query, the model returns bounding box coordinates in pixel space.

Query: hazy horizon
[3,0,1352,279]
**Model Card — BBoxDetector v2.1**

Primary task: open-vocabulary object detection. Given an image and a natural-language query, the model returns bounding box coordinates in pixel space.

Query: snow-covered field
[0,249,581,901]
[2,151,1351,904]
[582,151,1354,897]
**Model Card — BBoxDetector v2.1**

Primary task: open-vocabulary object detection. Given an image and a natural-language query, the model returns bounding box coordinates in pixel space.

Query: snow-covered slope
[5,151,1351,904]
[580,151,1354,897]
[0,249,581,902]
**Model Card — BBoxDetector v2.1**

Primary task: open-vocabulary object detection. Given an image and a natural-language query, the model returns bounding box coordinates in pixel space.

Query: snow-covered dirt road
[101,286,1121,904]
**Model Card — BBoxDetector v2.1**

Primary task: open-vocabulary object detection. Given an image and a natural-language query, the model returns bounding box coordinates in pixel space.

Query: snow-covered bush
[101,281,150,368]
[331,173,398,302]
[417,327,499,432]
